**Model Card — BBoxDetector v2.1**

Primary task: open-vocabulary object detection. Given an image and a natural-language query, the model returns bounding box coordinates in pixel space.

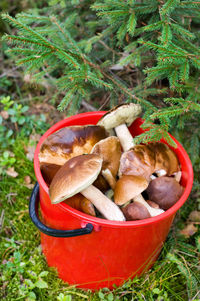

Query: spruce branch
[2,2,200,149]
[127,12,137,36]
[160,0,180,16]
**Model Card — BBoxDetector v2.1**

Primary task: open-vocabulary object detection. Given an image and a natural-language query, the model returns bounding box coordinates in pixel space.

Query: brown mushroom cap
[93,174,110,192]
[118,147,154,181]
[114,175,148,205]
[49,154,103,204]
[40,163,61,185]
[165,147,180,175]
[97,103,142,130]
[147,176,184,210]
[147,142,180,176]
[122,202,151,221]
[134,144,155,167]
[64,194,96,217]
[40,157,109,191]
[39,125,108,166]
[91,136,122,179]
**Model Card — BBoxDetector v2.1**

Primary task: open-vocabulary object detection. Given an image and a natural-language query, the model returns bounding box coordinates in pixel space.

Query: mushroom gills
[97,103,142,152]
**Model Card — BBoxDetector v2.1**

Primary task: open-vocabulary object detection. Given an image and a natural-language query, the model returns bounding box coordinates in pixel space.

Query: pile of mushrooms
[39,103,184,222]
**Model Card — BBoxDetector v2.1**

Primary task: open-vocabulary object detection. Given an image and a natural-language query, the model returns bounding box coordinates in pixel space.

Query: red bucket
[29,112,193,290]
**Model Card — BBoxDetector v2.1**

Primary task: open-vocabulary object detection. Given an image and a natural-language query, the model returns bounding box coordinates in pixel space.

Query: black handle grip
[29,183,93,237]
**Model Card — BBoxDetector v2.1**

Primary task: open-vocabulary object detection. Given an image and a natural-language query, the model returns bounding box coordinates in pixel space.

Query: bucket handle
[29,183,93,237]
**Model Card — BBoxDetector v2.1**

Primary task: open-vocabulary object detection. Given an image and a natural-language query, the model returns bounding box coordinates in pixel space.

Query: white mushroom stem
[115,123,135,151]
[150,170,182,182]
[150,174,157,180]
[174,171,182,182]
[150,169,167,180]
[155,169,167,177]
[102,168,116,190]
[133,194,164,217]
[81,185,125,221]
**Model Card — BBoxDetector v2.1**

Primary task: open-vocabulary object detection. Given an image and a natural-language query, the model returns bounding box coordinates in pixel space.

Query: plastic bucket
[29,112,193,290]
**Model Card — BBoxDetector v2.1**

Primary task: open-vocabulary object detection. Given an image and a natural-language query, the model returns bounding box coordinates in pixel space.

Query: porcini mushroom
[118,146,155,181]
[49,154,125,221]
[147,176,184,210]
[40,163,96,216]
[97,103,142,151]
[40,162,61,185]
[119,142,181,183]
[147,142,180,178]
[91,136,122,189]
[114,175,164,217]
[39,125,108,166]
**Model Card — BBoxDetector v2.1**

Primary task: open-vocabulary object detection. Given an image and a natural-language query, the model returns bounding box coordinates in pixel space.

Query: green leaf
[153,288,161,294]
[39,271,49,277]
[107,293,114,301]
[35,279,48,289]
[24,279,35,290]
[21,105,29,113]
[27,291,36,300]
[18,116,26,125]
[6,129,13,138]
[57,294,72,301]
[98,291,105,299]
[7,108,15,115]
[3,151,9,159]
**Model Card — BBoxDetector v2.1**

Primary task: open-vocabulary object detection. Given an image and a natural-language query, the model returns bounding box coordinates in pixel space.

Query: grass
[0,134,199,301]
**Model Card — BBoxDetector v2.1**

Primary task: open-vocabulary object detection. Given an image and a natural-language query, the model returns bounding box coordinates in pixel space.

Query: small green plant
[0,95,14,110]
[57,293,72,301]
[0,238,50,301]
[0,150,16,174]
[0,95,49,175]
[98,290,115,301]
[0,76,12,91]
[0,95,48,138]
[18,270,48,300]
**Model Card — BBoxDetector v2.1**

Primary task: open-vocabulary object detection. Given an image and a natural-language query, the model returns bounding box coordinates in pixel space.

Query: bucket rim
[34,111,193,228]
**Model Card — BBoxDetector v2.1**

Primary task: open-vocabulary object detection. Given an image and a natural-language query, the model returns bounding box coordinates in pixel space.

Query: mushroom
[114,175,164,217]
[147,142,180,178]
[119,142,181,182]
[49,154,125,221]
[146,176,184,210]
[146,200,160,209]
[64,194,96,217]
[122,202,151,221]
[97,103,142,151]
[118,145,155,181]
[40,162,61,185]
[90,136,122,189]
[41,164,97,216]
[39,125,108,166]
[40,158,109,191]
